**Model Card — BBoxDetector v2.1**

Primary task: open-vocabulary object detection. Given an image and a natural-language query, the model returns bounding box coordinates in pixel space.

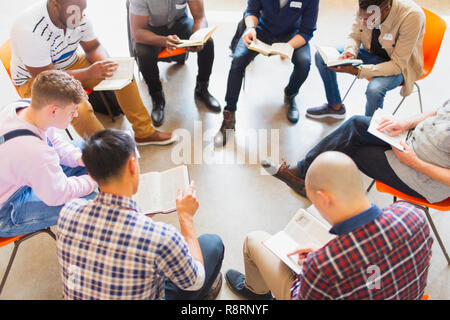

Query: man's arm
[344,11,363,58]
[293,0,319,48]
[188,0,208,33]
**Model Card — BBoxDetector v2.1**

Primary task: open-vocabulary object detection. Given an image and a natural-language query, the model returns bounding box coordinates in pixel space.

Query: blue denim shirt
[329,204,382,236]
[245,0,319,41]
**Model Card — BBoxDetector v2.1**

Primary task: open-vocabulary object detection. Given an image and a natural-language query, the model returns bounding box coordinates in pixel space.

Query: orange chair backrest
[158,47,187,59]
[419,8,447,81]
[0,39,21,96]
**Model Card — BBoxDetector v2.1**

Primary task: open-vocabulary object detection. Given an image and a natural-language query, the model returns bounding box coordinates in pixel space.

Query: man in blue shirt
[214,0,320,147]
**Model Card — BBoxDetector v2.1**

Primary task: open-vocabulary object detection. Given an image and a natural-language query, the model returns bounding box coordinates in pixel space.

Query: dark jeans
[225,29,312,112]
[164,234,224,300]
[135,14,215,95]
[297,115,424,199]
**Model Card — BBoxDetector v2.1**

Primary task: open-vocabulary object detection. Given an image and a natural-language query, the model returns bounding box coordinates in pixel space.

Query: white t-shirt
[280,0,289,8]
[10,1,97,86]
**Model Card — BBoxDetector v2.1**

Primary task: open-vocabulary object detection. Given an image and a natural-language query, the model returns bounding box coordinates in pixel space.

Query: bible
[249,40,294,60]
[93,57,134,91]
[133,165,190,215]
[368,108,408,152]
[316,45,363,67]
[175,26,217,48]
[263,208,335,274]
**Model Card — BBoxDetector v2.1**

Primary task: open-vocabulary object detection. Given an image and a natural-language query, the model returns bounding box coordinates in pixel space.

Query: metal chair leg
[423,208,450,265]
[99,91,115,123]
[65,128,74,141]
[392,96,406,116]
[342,77,357,103]
[415,83,423,114]
[366,179,376,193]
[0,228,56,295]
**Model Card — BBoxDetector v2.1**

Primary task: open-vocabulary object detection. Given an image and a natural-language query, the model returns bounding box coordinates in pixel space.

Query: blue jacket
[245,0,319,41]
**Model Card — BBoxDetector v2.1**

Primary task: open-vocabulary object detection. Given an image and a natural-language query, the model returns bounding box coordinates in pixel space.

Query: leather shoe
[214,110,235,148]
[150,90,166,127]
[225,269,272,300]
[135,130,178,146]
[203,272,223,300]
[261,158,307,197]
[195,80,221,113]
[284,92,300,124]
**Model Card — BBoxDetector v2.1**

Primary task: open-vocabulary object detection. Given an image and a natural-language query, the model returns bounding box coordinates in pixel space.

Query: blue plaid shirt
[56,192,200,300]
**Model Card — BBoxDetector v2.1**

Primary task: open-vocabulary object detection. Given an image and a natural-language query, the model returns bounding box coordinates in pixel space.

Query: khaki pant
[18,53,155,139]
[243,231,296,300]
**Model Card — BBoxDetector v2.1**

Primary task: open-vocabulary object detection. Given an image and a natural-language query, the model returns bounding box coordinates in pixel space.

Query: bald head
[306,152,366,202]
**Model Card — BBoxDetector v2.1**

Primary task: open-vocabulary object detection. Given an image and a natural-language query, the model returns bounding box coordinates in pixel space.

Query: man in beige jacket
[307,0,425,119]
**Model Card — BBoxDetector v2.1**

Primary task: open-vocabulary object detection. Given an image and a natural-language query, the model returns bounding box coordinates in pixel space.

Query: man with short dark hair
[0,70,97,237]
[129,0,221,127]
[56,129,225,300]
[306,0,425,119]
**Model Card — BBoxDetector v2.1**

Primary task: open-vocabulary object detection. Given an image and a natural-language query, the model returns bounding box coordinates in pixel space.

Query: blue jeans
[225,29,312,112]
[164,234,225,300]
[0,165,97,237]
[315,46,404,116]
[296,115,424,199]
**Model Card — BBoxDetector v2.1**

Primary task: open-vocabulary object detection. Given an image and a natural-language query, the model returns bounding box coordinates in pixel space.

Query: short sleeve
[129,0,150,16]
[80,14,97,42]
[11,24,52,68]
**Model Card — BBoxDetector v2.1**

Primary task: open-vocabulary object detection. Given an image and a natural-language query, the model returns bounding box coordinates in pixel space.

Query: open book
[316,45,363,67]
[249,40,294,60]
[263,208,335,274]
[175,26,217,48]
[368,108,408,151]
[93,57,134,91]
[133,165,190,215]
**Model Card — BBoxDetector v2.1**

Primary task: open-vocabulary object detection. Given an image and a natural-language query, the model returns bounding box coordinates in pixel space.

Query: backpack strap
[0,129,42,145]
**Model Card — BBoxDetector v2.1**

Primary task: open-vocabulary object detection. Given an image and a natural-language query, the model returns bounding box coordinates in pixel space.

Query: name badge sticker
[290,1,303,9]
[175,3,187,10]
[383,33,394,41]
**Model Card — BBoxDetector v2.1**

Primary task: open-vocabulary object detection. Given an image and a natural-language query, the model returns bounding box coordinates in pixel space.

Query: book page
[263,231,303,274]
[248,40,272,56]
[368,108,407,151]
[177,26,217,47]
[271,43,294,60]
[133,172,162,214]
[316,46,362,67]
[93,57,134,91]
[160,165,190,213]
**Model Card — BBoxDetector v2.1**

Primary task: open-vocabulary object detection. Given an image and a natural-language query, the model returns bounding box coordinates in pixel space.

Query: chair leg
[366,179,376,193]
[342,77,357,103]
[65,128,74,141]
[0,228,56,295]
[99,91,115,123]
[423,208,450,265]
[392,96,406,116]
[415,83,423,114]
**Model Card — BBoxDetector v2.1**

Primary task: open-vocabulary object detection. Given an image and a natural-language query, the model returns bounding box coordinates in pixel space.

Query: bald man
[226,152,433,300]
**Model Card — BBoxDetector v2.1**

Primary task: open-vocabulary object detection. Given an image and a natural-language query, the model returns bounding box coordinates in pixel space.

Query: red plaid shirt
[291,202,433,300]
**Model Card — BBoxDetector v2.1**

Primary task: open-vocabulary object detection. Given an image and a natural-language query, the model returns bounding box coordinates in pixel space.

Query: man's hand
[176,181,199,220]
[340,51,356,60]
[377,118,409,137]
[87,61,118,79]
[165,35,181,53]
[330,64,359,75]
[287,248,315,266]
[243,27,257,47]
[392,141,420,169]
[186,45,204,53]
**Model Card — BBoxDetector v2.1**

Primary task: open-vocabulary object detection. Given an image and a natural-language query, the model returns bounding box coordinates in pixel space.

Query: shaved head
[306,152,366,202]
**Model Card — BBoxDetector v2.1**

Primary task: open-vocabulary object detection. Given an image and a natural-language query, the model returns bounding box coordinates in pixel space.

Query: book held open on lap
[93,57,134,91]
[263,208,334,274]
[248,40,294,60]
[133,165,190,215]
[175,26,217,48]
[316,45,363,67]
[368,108,408,151]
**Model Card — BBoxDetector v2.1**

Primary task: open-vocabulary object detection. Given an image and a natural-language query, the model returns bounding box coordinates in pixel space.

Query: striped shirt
[56,192,203,300]
[291,202,433,300]
[10,0,96,86]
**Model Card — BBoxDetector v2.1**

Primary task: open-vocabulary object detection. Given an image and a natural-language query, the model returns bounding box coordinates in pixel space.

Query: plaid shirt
[291,202,433,300]
[56,192,200,300]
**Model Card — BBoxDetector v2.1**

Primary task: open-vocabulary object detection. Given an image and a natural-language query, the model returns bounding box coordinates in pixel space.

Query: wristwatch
[356,65,363,78]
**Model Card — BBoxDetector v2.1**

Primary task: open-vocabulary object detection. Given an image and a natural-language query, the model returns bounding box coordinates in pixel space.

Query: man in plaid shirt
[226,152,433,300]
[56,129,224,300]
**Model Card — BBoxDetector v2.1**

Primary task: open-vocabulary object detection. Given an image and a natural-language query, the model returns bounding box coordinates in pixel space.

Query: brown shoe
[214,110,236,147]
[135,130,178,146]
[204,272,223,300]
[261,158,307,197]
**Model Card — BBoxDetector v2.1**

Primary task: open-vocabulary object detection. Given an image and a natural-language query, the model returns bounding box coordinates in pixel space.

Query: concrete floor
[0,0,449,300]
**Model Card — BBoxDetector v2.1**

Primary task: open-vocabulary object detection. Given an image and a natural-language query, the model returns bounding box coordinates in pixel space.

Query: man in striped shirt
[226,152,433,300]
[10,0,175,146]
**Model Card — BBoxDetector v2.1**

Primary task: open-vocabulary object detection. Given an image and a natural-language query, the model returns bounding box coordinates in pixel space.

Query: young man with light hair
[10,0,176,145]
[227,151,433,300]
[57,129,224,300]
[0,70,97,237]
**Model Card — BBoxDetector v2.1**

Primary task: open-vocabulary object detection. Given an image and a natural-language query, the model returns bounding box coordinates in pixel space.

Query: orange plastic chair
[343,7,447,115]
[376,181,450,265]
[0,228,56,295]
[157,48,187,59]
[0,39,20,96]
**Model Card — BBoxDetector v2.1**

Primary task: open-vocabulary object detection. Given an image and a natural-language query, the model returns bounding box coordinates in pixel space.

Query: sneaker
[204,272,223,300]
[135,131,178,146]
[225,269,273,300]
[306,104,346,120]
[261,158,307,198]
